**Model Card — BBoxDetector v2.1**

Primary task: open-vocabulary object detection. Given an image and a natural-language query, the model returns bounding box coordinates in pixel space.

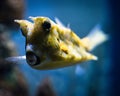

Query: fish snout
[26,51,40,66]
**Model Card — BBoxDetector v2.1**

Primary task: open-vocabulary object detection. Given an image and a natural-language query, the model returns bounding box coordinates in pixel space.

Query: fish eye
[26,51,40,66]
[42,20,51,32]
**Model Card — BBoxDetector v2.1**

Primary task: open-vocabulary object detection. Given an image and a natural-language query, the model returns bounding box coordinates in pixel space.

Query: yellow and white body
[14,16,107,70]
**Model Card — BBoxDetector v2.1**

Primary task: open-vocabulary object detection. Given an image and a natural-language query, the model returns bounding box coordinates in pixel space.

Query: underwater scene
[0,0,119,96]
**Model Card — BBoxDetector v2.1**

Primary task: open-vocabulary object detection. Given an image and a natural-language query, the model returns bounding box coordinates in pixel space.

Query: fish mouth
[26,51,41,66]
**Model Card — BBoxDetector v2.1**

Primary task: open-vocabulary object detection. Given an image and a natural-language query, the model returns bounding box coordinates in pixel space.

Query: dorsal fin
[55,17,66,28]
[67,23,70,29]
[55,17,71,29]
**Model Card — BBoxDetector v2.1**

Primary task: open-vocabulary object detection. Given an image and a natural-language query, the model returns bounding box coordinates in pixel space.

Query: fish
[10,16,107,70]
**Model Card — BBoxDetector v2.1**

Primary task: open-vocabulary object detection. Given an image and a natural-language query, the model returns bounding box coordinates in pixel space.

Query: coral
[36,78,57,96]
[0,24,17,58]
[0,0,25,28]
[0,59,29,96]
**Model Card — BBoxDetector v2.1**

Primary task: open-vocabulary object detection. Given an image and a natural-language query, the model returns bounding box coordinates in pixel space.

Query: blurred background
[0,0,119,96]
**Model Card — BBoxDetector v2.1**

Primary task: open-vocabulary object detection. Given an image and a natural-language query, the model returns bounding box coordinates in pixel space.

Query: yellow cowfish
[13,16,107,70]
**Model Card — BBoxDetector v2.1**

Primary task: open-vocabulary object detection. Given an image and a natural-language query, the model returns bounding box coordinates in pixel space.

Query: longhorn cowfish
[7,16,107,70]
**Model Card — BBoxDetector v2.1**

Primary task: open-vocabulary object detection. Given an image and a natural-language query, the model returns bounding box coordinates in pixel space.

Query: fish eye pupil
[42,21,51,32]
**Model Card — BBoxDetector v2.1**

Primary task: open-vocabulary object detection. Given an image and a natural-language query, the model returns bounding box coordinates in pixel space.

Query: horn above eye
[42,20,51,32]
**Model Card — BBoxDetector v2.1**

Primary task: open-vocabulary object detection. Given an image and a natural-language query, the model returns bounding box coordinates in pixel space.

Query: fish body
[15,16,107,70]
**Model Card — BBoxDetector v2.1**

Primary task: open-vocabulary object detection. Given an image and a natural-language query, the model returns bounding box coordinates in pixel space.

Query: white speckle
[26,44,33,51]
[27,31,32,36]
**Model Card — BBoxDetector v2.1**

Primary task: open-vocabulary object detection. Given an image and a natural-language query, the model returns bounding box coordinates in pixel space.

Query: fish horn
[14,20,33,36]
[29,16,37,21]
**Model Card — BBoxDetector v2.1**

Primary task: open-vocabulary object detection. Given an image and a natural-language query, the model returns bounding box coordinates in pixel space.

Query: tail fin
[82,25,108,51]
